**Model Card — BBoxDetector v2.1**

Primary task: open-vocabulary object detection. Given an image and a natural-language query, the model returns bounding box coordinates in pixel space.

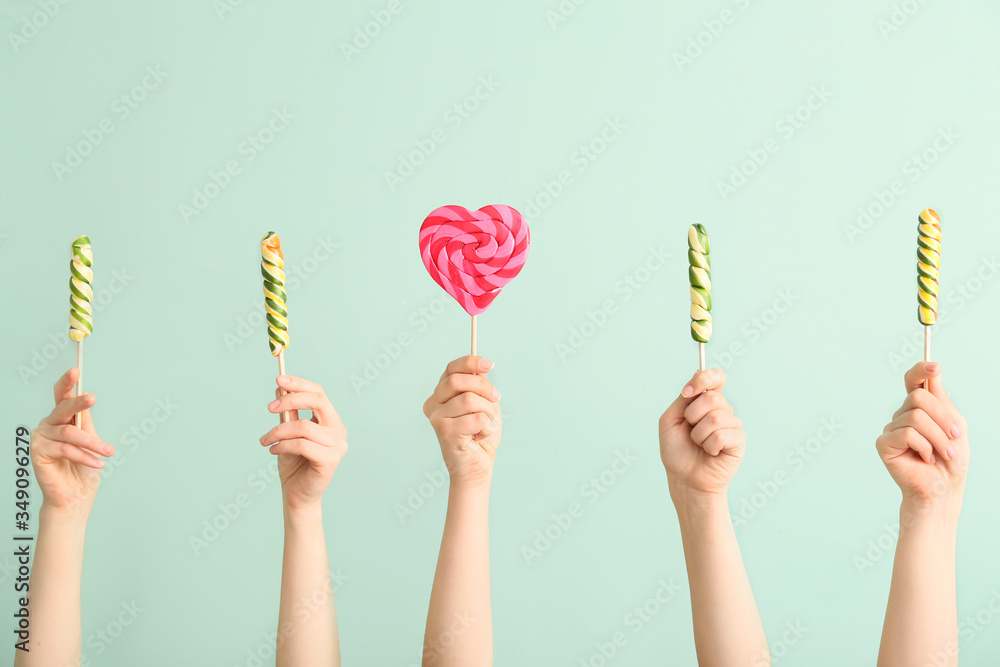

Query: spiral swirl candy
[419,205,530,316]
[261,232,289,356]
[69,235,93,342]
[688,224,712,343]
[917,209,941,326]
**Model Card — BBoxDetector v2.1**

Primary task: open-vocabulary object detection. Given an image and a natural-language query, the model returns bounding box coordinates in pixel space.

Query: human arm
[658,369,770,666]
[876,362,968,666]
[15,368,115,666]
[421,356,501,667]
[259,375,349,667]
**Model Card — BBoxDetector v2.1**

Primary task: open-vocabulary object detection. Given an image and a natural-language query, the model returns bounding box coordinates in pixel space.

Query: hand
[423,356,502,488]
[30,368,115,515]
[259,375,348,512]
[876,362,969,506]
[659,369,746,501]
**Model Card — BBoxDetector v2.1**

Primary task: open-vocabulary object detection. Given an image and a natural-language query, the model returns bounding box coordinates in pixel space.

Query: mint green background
[2,1,999,664]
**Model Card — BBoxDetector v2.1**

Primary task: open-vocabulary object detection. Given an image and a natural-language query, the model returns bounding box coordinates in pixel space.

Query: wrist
[900,493,962,530]
[668,481,728,513]
[39,501,91,528]
[449,471,493,493]
[448,477,492,507]
[282,497,323,524]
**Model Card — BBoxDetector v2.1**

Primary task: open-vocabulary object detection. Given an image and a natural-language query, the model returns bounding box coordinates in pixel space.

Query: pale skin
[258,374,348,667]
[421,356,502,667]
[876,362,968,667]
[15,367,116,667]
[658,368,771,667]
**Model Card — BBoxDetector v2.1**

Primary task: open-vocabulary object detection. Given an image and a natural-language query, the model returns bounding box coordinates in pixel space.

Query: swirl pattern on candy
[261,232,289,356]
[419,205,530,316]
[917,208,941,326]
[69,235,93,342]
[688,224,712,343]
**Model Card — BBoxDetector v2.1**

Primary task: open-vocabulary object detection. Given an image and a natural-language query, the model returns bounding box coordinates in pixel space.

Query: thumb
[904,362,941,394]
[926,370,956,411]
[660,395,691,428]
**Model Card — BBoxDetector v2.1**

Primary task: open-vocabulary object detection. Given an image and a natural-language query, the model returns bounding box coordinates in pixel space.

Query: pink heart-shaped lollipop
[419,205,530,316]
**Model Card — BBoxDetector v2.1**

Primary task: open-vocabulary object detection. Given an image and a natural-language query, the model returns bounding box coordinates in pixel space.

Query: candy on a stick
[688,224,712,371]
[419,205,530,355]
[917,208,941,363]
[69,235,93,427]
[261,232,291,424]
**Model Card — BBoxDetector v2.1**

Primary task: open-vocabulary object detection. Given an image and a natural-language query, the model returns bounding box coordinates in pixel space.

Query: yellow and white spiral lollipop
[917,209,941,326]
[917,209,940,362]
[261,232,289,357]
[69,236,93,342]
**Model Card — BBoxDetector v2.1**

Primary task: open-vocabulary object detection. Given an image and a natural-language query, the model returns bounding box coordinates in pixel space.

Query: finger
[893,389,962,441]
[890,409,952,461]
[690,409,742,446]
[440,356,494,381]
[46,393,97,426]
[434,393,500,421]
[269,392,335,425]
[443,413,491,440]
[268,438,331,463]
[680,369,727,398]
[904,362,941,394]
[434,373,500,405]
[683,390,733,426]
[37,423,115,457]
[924,372,959,416]
[661,370,728,426]
[276,375,324,393]
[879,427,935,464]
[80,405,95,434]
[273,387,299,422]
[259,418,334,448]
[660,395,691,428]
[897,426,936,465]
[55,442,106,469]
[53,367,80,404]
[701,428,746,457]
[478,414,502,439]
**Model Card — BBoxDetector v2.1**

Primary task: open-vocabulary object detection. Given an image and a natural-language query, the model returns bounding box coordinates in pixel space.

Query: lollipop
[419,205,530,355]
[688,224,712,371]
[69,235,93,426]
[261,232,290,423]
[917,208,941,362]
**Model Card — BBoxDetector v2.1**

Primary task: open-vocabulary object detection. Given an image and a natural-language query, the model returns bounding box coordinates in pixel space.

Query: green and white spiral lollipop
[688,224,712,344]
[69,235,93,342]
[261,232,289,356]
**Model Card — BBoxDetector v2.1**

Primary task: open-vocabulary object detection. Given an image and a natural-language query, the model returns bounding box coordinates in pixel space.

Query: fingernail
[96,460,105,468]
[268,400,279,410]
[278,376,290,384]
[947,446,957,461]
[479,359,494,371]
[930,452,937,464]
[106,446,116,456]
[492,388,501,401]
[949,424,961,439]
[926,362,939,372]
[682,385,694,397]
